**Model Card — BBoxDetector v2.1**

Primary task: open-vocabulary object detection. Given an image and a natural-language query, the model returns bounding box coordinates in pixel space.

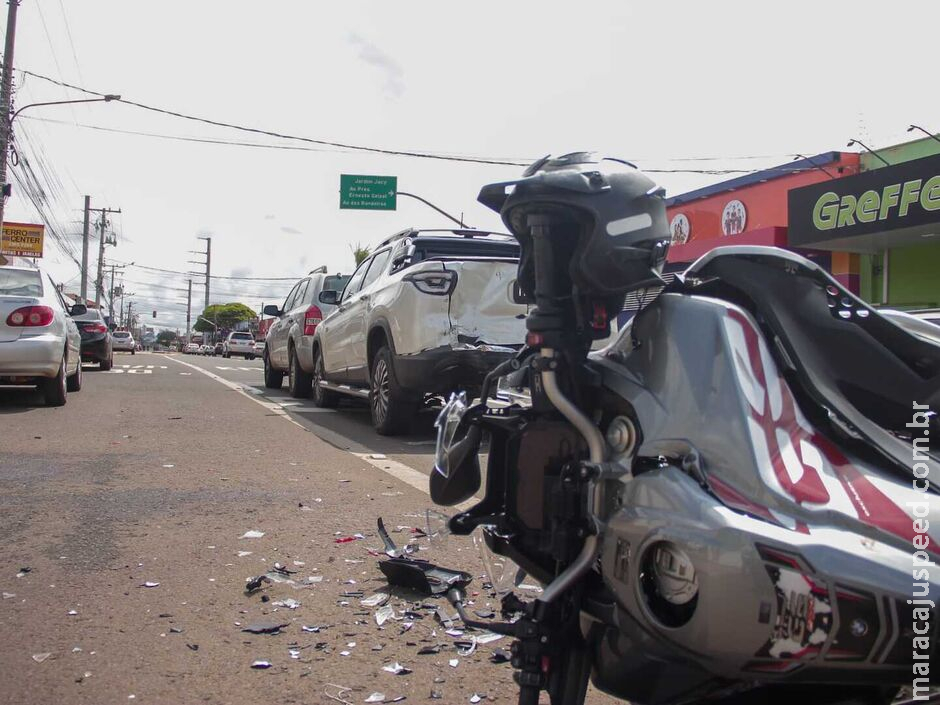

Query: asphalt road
[178,352,441,475]
[0,352,616,705]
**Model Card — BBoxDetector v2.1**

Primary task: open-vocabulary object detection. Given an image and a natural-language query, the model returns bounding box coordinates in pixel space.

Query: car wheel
[100,354,112,371]
[43,356,68,407]
[66,358,83,392]
[263,351,284,389]
[287,346,312,398]
[370,346,417,436]
[311,347,339,408]
[131,349,136,356]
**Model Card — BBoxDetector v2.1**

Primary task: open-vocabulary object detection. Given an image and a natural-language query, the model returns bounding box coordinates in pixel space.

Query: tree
[193,302,257,332]
[156,330,178,346]
[351,242,371,266]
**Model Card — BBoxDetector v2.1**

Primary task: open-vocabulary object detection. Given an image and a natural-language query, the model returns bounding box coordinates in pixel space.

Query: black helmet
[478,152,670,297]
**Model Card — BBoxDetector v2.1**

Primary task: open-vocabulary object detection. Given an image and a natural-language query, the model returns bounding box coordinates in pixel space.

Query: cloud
[264,214,275,220]
[348,33,405,98]
[280,226,301,235]
[230,266,253,278]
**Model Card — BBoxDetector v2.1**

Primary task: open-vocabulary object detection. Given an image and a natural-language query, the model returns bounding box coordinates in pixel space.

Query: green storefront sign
[788,153,940,246]
[339,174,397,210]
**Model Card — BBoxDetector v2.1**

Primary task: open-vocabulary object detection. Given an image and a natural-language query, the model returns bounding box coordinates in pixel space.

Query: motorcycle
[429,153,940,705]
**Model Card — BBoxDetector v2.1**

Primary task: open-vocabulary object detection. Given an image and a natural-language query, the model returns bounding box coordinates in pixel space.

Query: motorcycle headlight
[433,391,469,478]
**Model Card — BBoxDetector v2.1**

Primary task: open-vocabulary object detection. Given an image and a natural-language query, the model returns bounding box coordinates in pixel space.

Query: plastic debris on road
[475,632,505,645]
[374,604,394,626]
[272,598,300,610]
[2,592,15,599]
[140,581,160,588]
[490,648,511,664]
[244,575,270,594]
[241,530,265,539]
[251,660,272,669]
[382,662,413,675]
[242,620,290,635]
[379,557,471,596]
[364,694,385,704]
[448,658,459,668]
[31,653,52,663]
[360,592,390,608]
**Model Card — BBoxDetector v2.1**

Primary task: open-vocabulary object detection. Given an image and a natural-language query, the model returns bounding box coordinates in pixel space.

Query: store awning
[667,226,788,263]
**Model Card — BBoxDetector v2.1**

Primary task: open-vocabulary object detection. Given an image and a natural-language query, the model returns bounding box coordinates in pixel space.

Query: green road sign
[339,174,397,210]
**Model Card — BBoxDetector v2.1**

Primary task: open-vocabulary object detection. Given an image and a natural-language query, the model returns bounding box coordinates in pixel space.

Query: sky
[4,0,939,331]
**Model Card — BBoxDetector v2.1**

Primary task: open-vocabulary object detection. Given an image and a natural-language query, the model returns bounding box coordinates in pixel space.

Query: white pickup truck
[302,229,527,434]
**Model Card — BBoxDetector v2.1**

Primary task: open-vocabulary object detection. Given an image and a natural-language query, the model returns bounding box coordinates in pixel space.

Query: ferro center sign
[1,221,45,258]
[339,174,397,210]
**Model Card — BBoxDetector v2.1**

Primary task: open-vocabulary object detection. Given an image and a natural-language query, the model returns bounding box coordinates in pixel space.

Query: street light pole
[0,0,21,237]
[847,139,891,168]
[907,125,940,146]
[1,93,120,233]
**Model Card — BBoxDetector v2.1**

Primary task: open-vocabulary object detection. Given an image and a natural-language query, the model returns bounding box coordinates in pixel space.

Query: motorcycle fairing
[598,291,940,558]
[675,246,940,476]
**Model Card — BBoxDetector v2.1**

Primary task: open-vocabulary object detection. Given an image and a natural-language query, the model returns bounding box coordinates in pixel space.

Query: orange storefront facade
[664,151,862,290]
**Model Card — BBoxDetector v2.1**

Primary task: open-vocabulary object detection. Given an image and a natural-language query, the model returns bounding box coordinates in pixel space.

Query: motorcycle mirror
[430,425,482,506]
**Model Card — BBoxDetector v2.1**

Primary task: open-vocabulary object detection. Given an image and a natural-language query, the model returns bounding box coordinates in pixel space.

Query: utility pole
[93,206,121,307]
[108,264,116,323]
[80,196,91,300]
[189,235,212,312]
[0,0,21,232]
[185,279,192,344]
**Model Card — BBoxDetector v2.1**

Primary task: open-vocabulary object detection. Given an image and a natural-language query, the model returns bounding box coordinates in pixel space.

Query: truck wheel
[370,346,417,436]
[263,351,284,389]
[43,357,68,407]
[66,359,83,392]
[288,346,312,398]
[311,347,339,408]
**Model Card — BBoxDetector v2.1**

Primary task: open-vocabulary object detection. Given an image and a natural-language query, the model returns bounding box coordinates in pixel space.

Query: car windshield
[0,269,42,297]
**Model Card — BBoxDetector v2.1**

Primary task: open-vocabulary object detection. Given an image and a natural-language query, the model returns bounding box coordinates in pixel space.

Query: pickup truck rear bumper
[393,345,517,394]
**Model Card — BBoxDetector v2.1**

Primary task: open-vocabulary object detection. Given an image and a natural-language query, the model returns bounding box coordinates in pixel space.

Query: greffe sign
[788,153,940,246]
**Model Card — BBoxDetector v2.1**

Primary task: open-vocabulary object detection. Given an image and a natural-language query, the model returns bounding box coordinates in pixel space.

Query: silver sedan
[0,265,84,406]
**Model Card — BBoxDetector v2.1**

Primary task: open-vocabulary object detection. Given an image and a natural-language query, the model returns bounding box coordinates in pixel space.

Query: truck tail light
[403,270,458,296]
[303,305,323,336]
[6,305,54,327]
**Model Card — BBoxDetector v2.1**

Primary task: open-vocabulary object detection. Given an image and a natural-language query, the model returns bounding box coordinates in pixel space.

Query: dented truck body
[311,229,526,429]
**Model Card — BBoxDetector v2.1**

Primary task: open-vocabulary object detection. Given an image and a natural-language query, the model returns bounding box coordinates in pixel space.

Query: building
[646,135,939,317]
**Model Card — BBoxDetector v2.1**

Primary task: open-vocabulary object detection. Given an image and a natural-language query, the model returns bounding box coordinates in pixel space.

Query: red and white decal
[720,309,938,554]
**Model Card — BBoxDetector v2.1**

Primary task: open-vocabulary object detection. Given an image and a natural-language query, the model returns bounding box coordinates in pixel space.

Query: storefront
[663,151,862,258]
[788,144,940,309]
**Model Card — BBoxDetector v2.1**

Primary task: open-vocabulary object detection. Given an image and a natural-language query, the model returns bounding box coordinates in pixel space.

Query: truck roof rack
[307,265,328,274]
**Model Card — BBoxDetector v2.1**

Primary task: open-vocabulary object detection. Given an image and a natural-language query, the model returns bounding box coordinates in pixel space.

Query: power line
[21,113,808,176]
[113,260,300,281]
[54,0,85,86]
[17,68,531,167]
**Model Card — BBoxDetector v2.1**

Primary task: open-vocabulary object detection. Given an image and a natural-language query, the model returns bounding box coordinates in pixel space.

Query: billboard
[1,222,45,258]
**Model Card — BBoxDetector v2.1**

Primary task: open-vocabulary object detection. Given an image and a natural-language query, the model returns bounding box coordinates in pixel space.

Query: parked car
[223,331,256,359]
[184,342,200,354]
[304,229,525,434]
[112,330,136,354]
[262,266,350,391]
[253,340,265,357]
[73,307,113,370]
[0,265,84,405]
[214,342,224,356]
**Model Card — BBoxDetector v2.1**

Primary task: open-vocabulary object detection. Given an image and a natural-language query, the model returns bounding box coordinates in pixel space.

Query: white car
[223,331,256,359]
[306,229,526,434]
[184,343,200,354]
[0,265,84,406]
[253,340,265,356]
[112,330,136,354]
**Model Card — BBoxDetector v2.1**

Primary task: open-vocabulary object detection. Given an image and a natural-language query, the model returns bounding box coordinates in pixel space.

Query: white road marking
[126,369,152,374]
[165,355,432,496]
